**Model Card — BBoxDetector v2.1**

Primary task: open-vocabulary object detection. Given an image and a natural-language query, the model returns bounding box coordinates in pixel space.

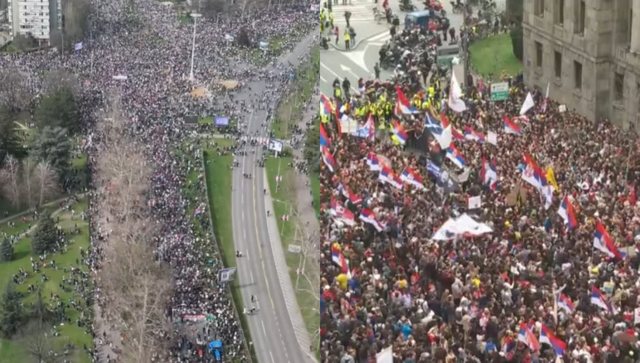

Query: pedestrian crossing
[331,0,381,23]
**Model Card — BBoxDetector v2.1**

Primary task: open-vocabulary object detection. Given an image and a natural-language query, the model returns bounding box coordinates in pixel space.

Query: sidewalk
[262,169,317,363]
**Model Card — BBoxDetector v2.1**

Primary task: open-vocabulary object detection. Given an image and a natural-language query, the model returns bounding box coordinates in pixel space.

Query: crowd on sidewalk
[319,66,640,362]
[0,0,315,361]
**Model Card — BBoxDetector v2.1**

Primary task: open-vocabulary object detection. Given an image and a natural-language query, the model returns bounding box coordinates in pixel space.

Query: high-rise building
[523,0,640,129]
[7,0,62,41]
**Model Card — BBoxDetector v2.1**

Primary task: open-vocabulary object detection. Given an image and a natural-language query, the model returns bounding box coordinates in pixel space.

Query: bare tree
[0,69,31,112]
[20,320,53,363]
[42,70,80,96]
[294,219,320,303]
[34,162,59,207]
[0,155,22,209]
[23,157,34,209]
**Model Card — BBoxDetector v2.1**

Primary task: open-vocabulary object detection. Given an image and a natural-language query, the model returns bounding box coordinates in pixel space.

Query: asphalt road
[230,34,316,363]
[320,0,465,95]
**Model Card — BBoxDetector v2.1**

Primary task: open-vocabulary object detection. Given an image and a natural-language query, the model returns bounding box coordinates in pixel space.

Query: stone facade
[523,0,640,129]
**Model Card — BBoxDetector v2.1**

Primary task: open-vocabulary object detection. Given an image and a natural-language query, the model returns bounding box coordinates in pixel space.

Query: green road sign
[490,82,509,101]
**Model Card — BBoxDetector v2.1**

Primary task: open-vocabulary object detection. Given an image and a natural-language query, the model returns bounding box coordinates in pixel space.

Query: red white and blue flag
[590,286,617,314]
[330,197,356,226]
[320,123,331,147]
[366,152,381,171]
[321,146,337,173]
[395,87,418,114]
[339,184,362,205]
[517,323,540,352]
[557,196,578,230]
[557,293,575,314]
[391,120,409,145]
[593,221,624,260]
[521,154,548,190]
[379,166,403,189]
[503,115,522,135]
[446,144,466,169]
[464,126,485,143]
[330,243,351,275]
[539,324,567,356]
[480,158,498,191]
[359,208,384,232]
[400,167,426,190]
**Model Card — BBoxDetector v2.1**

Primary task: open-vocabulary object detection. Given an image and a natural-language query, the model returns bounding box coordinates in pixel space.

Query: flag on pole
[448,72,467,113]
[541,83,550,112]
[74,42,83,51]
[519,92,535,115]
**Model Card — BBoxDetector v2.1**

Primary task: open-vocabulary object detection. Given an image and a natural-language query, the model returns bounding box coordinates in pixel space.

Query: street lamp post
[189,13,202,82]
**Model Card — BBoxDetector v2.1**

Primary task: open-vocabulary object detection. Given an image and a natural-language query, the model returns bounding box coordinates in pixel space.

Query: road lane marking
[261,320,267,335]
[320,63,359,93]
[252,172,276,311]
[270,351,275,363]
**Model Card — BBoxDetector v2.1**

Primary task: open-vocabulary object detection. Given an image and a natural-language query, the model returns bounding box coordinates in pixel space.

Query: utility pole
[189,13,202,81]
[462,0,470,88]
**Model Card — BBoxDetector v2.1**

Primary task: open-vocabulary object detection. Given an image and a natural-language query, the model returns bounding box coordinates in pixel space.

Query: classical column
[632,0,640,53]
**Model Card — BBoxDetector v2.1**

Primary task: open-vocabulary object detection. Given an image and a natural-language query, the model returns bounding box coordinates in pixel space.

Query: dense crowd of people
[319,49,640,363]
[1,0,315,361]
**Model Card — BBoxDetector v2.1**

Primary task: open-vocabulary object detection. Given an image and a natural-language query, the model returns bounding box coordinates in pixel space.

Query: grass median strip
[202,140,257,363]
[265,156,320,356]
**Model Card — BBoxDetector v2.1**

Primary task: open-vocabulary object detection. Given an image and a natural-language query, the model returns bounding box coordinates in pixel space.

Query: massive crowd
[320,24,640,363]
[1,0,315,361]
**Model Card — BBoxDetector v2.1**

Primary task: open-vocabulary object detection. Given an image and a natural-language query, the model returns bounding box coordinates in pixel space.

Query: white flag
[448,72,467,113]
[435,125,453,149]
[74,42,83,51]
[468,195,482,209]
[376,346,393,363]
[487,131,498,145]
[519,92,535,115]
[635,307,640,325]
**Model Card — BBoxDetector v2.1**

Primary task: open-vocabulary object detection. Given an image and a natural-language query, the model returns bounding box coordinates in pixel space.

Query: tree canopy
[32,126,72,184]
[32,213,60,255]
[0,282,24,338]
[34,87,79,133]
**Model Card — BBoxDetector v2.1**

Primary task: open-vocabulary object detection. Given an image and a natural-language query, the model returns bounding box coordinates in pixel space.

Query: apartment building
[7,0,62,41]
[522,0,640,129]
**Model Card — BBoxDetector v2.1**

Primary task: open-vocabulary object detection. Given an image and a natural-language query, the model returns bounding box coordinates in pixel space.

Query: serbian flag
[480,158,498,191]
[395,87,418,114]
[521,154,548,190]
[503,115,522,135]
[400,167,426,190]
[320,123,331,147]
[557,196,578,230]
[446,144,466,169]
[591,286,617,314]
[330,197,356,226]
[557,293,575,314]
[366,152,381,171]
[330,243,350,274]
[321,146,337,173]
[320,94,334,119]
[593,221,623,260]
[359,208,384,232]
[463,126,485,143]
[452,126,464,141]
[379,166,403,189]
[340,184,362,205]
[539,324,566,356]
[391,120,408,145]
[517,323,540,352]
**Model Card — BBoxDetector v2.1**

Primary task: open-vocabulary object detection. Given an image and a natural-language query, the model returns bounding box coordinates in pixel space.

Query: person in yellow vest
[344,30,351,50]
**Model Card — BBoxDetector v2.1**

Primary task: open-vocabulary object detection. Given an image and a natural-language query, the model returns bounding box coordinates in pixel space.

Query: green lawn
[469,33,523,79]
[198,116,213,126]
[265,156,320,355]
[0,197,93,363]
[272,46,320,140]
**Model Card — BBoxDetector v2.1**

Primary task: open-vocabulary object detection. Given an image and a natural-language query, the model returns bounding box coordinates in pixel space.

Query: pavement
[320,0,465,95]
[230,32,317,363]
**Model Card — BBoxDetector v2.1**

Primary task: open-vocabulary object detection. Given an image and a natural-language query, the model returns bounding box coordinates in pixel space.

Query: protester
[320,69,640,363]
[0,0,315,361]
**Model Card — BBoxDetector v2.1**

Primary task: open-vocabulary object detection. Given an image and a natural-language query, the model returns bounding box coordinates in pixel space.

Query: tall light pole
[189,13,202,82]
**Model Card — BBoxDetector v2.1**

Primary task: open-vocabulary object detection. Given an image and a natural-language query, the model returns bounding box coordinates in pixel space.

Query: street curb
[326,27,389,51]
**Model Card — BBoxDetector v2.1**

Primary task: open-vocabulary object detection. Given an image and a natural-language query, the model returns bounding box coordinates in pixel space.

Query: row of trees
[0,69,81,210]
[92,98,173,361]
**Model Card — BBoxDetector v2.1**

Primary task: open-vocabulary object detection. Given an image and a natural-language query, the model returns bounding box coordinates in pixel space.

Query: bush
[32,214,60,255]
[510,26,523,61]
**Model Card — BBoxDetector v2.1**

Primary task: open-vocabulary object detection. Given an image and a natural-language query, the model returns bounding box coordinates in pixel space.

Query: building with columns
[522,0,640,129]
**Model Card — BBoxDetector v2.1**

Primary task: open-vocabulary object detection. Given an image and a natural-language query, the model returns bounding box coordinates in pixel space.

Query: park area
[0,196,93,362]
[469,33,523,79]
